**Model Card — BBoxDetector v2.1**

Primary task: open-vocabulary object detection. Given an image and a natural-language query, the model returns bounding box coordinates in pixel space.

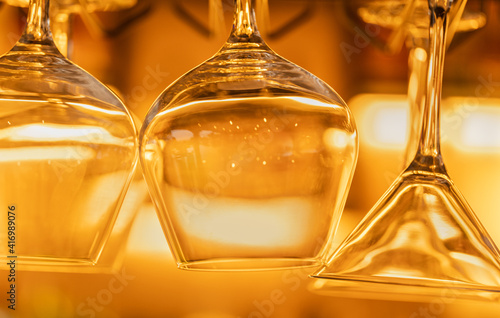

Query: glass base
[178,258,323,271]
[309,275,500,302]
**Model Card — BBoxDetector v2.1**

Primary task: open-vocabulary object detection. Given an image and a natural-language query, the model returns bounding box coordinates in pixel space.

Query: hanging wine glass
[140,0,358,271]
[312,0,500,301]
[341,0,468,54]
[0,0,137,267]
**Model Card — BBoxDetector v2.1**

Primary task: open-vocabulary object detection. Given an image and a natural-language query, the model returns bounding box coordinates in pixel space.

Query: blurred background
[1,0,500,317]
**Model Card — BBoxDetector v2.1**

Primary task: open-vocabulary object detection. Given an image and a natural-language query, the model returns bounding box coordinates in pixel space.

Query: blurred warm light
[442,98,500,152]
[456,12,487,32]
[0,123,121,144]
[352,94,500,153]
[461,112,500,148]
[127,203,173,256]
[413,47,427,62]
[323,128,350,150]
[171,188,311,248]
[371,106,407,146]
[459,113,500,150]
[350,94,408,148]
[0,146,94,162]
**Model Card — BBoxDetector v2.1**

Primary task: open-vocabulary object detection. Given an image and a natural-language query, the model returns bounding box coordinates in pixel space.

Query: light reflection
[66,101,127,116]
[171,189,312,248]
[171,129,194,141]
[323,128,350,149]
[0,123,122,144]
[428,210,461,241]
[0,146,94,162]
[291,96,342,108]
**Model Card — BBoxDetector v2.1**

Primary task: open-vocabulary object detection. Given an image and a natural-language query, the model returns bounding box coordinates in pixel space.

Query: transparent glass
[140,0,358,271]
[4,0,137,11]
[343,0,469,53]
[312,0,500,301]
[0,0,137,267]
[341,0,486,167]
[401,0,485,166]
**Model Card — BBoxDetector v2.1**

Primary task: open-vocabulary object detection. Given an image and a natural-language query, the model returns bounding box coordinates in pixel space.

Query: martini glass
[0,0,137,267]
[140,0,358,271]
[312,0,500,301]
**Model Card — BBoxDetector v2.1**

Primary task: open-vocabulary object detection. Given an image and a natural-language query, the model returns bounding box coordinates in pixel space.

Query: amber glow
[3,0,500,316]
[0,123,125,145]
[0,146,93,162]
[351,94,408,148]
[442,99,500,151]
[171,188,311,248]
[323,128,351,149]
[352,94,500,153]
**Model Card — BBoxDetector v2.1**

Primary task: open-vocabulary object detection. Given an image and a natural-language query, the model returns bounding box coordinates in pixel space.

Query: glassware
[401,0,485,167]
[312,0,500,301]
[342,0,469,54]
[338,0,485,167]
[140,0,358,271]
[3,0,137,11]
[0,0,137,267]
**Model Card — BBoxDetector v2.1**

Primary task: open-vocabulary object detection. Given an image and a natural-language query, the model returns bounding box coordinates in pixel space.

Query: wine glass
[341,0,468,54]
[0,0,137,267]
[311,0,500,301]
[140,0,358,271]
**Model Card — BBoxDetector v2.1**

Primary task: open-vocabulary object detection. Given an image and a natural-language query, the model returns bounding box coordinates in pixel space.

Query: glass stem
[21,0,52,44]
[407,0,451,174]
[228,0,263,43]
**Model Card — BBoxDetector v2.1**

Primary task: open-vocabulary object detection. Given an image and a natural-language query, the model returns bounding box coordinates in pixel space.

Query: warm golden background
[2,0,500,317]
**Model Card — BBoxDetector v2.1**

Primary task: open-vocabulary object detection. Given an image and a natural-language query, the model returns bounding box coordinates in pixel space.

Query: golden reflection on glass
[140,0,358,271]
[0,0,137,267]
[350,0,470,52]
[312,0,500,301]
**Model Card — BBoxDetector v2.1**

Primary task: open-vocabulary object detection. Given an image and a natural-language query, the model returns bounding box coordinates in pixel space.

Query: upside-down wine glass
[0,0,137,267]
[312,0,500,301]
[140,0,358,271]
